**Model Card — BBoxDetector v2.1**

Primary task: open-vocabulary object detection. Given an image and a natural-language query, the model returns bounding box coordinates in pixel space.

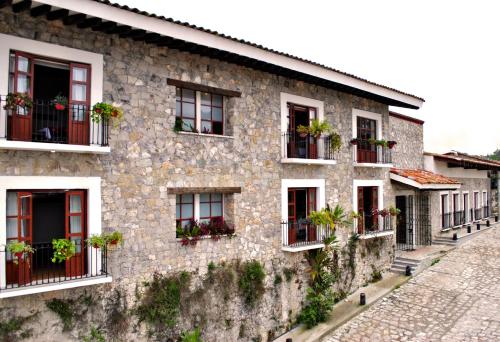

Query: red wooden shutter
[11,52,34,141]
[357,187,364,234]
[287,189,297,245]
[65,191,85,277]
[306,188,317,242]
[69,63,91,145]
[372,187,379,230]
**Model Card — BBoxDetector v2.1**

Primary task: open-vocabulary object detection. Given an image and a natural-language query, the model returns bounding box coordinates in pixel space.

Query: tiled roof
[424,151,500,170]
[93,0,423,102]
[389,111,424,125]
[390,168,460,185]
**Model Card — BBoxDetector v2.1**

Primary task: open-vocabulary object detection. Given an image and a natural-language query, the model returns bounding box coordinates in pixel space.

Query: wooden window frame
[199,193,224,223]
[356,116,377,163]
[175,88,197,132]
[175,194,195,228]
[200,92,224,135]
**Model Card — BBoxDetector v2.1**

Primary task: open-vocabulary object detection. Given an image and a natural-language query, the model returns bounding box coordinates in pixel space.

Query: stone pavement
[323,227,500,342]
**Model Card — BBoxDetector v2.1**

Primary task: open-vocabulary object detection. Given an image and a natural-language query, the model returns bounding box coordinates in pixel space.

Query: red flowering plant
[52,94,68,111]
[379,209,390,217]
[4,92,33,111]
[177,219,235,246]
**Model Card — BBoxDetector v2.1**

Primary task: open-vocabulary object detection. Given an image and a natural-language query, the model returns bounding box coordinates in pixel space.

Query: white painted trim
[34,0,423,109]
[0,140,111,154]
[281,179,325,222]
[462,191,470,223]
[282,243,325,252]
[280,92,324,133]
[352,179,384,233]
[0,176,102,289]
[177,131,234,139]
[352,109,383,139]
[439,192,449,214]
[354,162,393,168]
[0,33,104,141]
[358,230,394,239]
[389,173,461,190]
[0,276,112,299]
[281,158,337,166]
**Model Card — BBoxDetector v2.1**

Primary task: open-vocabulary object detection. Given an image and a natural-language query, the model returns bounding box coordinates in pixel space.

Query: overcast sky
[115,0,499,155]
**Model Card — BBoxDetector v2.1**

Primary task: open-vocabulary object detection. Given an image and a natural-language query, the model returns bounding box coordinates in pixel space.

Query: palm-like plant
[308,204,352,230]
[308,119,332,138]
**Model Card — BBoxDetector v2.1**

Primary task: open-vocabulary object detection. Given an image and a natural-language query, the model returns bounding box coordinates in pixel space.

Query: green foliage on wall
[238,260,266,308]
[0,310,38,341]
[46,298,75,331]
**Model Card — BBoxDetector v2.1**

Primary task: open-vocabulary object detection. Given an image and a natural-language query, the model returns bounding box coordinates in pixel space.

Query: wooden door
[6,192,32,286]
[357,187,364,234]
[371,187,379,230]
[463,194,469,222]
[356,117,377,163]
[10,52,34,141]
[287,189,297,245]
[306,188,317,241]
[65,191,85,277]
[68,63,91,145]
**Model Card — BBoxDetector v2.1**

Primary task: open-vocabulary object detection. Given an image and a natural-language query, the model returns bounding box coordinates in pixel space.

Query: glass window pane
[182,119,195,131]
[201,105,211,120]
[18,56,29,72]
[71,237,82,253]
[213,95,223,107]
[181,203,193,219]
[212,203,222,217]
[176,87,181,99]
[72,105,86,121]
[201,92,211,106]
[181,220,191,228]
[182,89,195,103]
[176,101,181,115]
[176,204,180,219]
[70,216,82,233]
[201,121,212,134]
[6,218,17,239]
[200,193,210,202]
[182,194,194,203]
[72,67,87,82]
[21,196,30,216]
[212,193,222,201]
[182,102,195,118]
[199,218,210,224]
[72,84,87,102]
[213,107,222,122]
[17,75,29,93]
[70,195,81,213]
[9,54,15,72]
[200,202,210,218]
[20,219,29,238]
[8,74,14,93]
[7,192,17,216]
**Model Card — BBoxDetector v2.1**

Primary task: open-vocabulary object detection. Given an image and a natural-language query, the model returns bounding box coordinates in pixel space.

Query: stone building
[2,1,480,341]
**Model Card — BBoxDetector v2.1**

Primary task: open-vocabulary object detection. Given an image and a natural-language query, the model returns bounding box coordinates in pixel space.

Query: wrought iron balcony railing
[356,213,392,235]
[441,212,452,229]
[282,132,336,160]
[353,139,392,164]
[474,208,482,221]
[1,97,109,146]
[453,210,465,226]
[281,221,333,248]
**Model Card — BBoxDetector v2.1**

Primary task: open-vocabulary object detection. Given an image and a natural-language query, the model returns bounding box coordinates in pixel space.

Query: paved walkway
[323,227,500,342]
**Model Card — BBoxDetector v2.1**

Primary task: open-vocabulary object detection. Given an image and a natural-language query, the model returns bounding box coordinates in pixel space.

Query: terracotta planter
[55,103,65,111]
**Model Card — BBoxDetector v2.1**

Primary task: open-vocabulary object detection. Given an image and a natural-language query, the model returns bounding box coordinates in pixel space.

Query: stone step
[392,260,419,268]
[394,256,421,264]
[433,239,457,246]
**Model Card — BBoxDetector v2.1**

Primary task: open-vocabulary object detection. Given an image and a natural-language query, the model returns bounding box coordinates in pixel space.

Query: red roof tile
[390,168,460,185]
[424,152,500,170]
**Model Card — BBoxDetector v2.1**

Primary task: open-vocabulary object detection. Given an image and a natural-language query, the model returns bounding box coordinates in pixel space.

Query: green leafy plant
[274,274,283,285]
[6,241,34,264]
[83,326,105,342]
[431,258,440,266]
[86,235,106,249]
[180,328,202,342]
[368,138,389,147]
[308,119,332,138]
[90,102,123,126]
[105,231,123,246]
[51,239,76,263]
[0,312,38,341]
[3,92,33,110]
[308,204,351,229]
[283,268,295,282]
[349,211,362,219]
[296,125,310,137]
[238,260,265,307]
[388,206,401,216]
[329,131,342,152]
[52,93,68,110]
[46,298,74,331]
[370,266,383,283]
[174,117,184,132]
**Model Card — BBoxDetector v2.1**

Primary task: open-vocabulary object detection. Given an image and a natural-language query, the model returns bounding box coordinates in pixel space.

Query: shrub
[283,268,295,282]
[180,328,201,342]
[298,287,336,328]
[46,298,74,331]
[238,260,265,307]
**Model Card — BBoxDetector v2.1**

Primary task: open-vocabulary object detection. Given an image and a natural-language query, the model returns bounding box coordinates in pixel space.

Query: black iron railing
[282,132,335,160]
[483,206,490,218]
[1,242,108,292]
[1,97,109,146]
[353,139,392,164]
[441,212,452,229]
[453,210,465,226]
[281,221,333,248]
[474,208,482,221]
[357,214,392,235]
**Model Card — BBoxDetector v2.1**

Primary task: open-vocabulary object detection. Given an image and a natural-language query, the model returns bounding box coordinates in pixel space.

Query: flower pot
[299,133,308,138]
[111,110,119,118]
[55,103,65,111]
[388,142,397,149]
[350,139,358,145]
[92,243,101,249]
[109,239,118,245]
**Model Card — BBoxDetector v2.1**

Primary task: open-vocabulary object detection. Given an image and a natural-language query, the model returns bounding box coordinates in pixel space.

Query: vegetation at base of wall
[238,260,266,308]
[180,328,202,342]
[370,266,383,283]
[362,237,385,259]
[431,258,440,266]
[274,274,283,286]
[283,267,296,282]
[0,311,38,341]
[46,298,75,331]
[82,326,106,342]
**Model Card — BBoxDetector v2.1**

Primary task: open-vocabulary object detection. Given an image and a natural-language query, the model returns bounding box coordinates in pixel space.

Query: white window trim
[482,190,488,207]
[462,191,470,222]
[0,33,109,154]
[439,191,450,214]
[473,191,480,209]
[352,180,386,234]
[452,191,461,212]
[0,176,108,296]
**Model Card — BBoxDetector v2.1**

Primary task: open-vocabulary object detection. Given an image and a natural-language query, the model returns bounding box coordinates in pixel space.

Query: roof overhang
[6,0,424,109]
[390,173,461,190]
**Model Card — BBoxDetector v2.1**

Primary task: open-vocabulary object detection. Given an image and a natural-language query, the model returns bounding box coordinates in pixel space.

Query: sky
[115,0,500,155]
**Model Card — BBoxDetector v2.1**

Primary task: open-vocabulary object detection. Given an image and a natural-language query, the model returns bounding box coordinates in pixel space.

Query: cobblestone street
[324,227,500,342]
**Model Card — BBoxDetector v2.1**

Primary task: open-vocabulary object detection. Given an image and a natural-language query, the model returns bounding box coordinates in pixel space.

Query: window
[175,88,225,135]
[199,193,223,223]
[356,117,377,163]
[175,194,194,228]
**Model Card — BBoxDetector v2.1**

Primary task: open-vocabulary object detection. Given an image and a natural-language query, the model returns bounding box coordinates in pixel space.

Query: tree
[487,149,500,161]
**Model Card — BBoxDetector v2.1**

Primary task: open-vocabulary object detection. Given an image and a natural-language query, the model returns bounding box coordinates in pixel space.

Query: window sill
[281,158,337,166]
[282,243,325,252]
[175,234,236,242]
[353,162,393,168]
[0,275,112,299]
[0,139,111,154]
[176,131,234,139]
[358,230,394,239]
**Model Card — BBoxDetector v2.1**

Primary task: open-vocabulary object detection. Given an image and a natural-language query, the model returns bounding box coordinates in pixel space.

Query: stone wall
[389,114,424,169]
[0,9,401,341]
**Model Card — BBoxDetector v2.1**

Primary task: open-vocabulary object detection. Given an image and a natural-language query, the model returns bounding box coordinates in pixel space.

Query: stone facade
[0,8,415,341]
[388,114,424,170]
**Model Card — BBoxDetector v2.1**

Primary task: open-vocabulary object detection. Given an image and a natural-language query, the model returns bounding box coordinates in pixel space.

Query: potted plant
[296,125,310,138]
[86,234,106,249]
[376,139,388,148]
[6,241,34,264]
[91,102,123,127]
[329,131,342,153]
[52,94,68,111]
[105,231,123,246]
[388,141,397,149]
[4,92,33,111]
[51,239,76,263]
[379,208,390,217]
[350,211,362,220]
[308,119,332,138]
[177,222,201,246]
[368,138,377,145]
[389,206,401,216]
[174,117,184,132]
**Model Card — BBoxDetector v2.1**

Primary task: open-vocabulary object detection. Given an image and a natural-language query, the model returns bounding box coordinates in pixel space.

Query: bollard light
[360,293,366,305]
[486,220,490,227]
[286,339,293,342]
[405,265,412,276]
[453,233,458,240]
[495,215,498,222]
[477,224,481,231]
[467,225,471,233]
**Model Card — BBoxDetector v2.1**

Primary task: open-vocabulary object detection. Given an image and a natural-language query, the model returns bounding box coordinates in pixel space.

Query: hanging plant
[388,141,397,149]
[349,211,362,220]
[52,94,68,111]
[3,92,33,111]
[90,102,123,127]
[86,235,106,249]
[6,241,35,264]
[379,208,390,217]
[296,125,310,138]
[388,206,401,216]
[105,231,124,246]
[51,239,76,263]
[308,119,332,138]
[329,131,342,152]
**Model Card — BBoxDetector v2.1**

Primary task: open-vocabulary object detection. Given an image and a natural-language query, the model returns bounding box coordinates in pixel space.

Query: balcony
[441,212,452,230]
[452,210,465,226]
[281,132,337,165]
[0,242,110,298]
[474,208,482,221]
[0,97,110,154]
[281,221,333,251]
[483,206,491,219]
[352,139,392,166]
[356,213,393,238]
